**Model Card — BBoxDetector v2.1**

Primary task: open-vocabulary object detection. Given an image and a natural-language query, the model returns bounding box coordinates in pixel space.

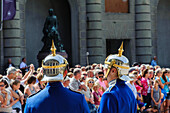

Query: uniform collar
[109,79,117,87]
[106,79,117,92]
[47,82,63,87]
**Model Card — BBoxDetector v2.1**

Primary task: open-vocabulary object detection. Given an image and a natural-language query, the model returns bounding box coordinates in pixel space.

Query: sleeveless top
[152,87,160,102]
[25,85,36,99]
[151,87,160,107]
[160,76,169,93]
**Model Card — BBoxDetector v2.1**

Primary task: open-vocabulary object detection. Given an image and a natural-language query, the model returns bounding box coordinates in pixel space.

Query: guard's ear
[110,67,117,73]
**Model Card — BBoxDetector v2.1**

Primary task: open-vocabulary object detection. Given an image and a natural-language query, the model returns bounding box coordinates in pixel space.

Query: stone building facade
[0,0,170,72]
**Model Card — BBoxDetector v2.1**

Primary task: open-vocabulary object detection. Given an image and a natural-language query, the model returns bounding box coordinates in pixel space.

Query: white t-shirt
[20,62,27,69]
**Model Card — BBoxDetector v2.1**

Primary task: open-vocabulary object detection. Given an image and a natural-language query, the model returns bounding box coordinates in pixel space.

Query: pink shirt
[141,77,148,96]
[98,80,106,95]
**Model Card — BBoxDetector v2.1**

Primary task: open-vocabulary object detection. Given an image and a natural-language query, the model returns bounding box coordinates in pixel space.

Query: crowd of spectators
[0,57,170,113]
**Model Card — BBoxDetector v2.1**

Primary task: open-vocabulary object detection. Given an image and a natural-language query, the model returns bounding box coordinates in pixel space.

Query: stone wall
[101,0,136,64]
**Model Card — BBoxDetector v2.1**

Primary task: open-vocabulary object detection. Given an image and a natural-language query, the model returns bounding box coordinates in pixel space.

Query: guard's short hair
[7,67,16,75]
[73,68,81,76]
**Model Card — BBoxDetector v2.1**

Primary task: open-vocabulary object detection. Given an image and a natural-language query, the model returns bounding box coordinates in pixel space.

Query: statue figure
[41,8,65,52]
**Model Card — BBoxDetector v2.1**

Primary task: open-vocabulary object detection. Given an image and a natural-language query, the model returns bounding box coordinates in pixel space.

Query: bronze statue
[41,8,65,52]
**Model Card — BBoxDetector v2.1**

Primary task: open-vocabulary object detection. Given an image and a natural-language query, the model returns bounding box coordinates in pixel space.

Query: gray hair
[7,67,16,75]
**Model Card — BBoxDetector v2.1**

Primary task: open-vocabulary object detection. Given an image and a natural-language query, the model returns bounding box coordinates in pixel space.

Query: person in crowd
[81,66,86,72]
[141,69,150,108]
[63,76,70,88]
[140,64,146,76]
[93,70,99,82]
[85,78,97,113]
[92,63,97,70]
[67,72,73,78]
[146,69,154,108]
[20,57,28,76]
[136,85,146,112]
[151,56,157,67]
[155,68,167,112]
[34,73,46,91]
[160,69,170,113]
[3,67,21,100]
[75,64,81,68]
[86,65,92,72]
[93,82,101,109]
[151,80,161,113]
[24,75,37,99]
[0,78,19,113]
[80,75,86,83]
[24,42,90,113]
[87,70,94,78]
[98,42,137,113]
[11,80,24,113]
[82,71,88,79]
[126,73,137,99]
[4,58,15,75]
[96,71,106,95]
[69,68,83,92]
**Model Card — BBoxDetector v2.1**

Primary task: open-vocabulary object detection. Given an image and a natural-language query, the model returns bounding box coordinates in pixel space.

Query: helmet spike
[51,39,56,56]
[118,42,124,57]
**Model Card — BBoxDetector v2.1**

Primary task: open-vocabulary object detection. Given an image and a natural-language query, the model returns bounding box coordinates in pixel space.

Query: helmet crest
[104,42,131,81]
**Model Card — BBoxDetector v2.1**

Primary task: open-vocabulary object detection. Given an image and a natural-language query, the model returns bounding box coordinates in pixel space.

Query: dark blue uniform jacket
[98,79,137,113]
[24,82,90,113]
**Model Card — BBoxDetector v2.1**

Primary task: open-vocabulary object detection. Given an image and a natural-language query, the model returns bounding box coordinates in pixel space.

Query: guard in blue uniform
[98,42,137,113]
[24,40,90,113]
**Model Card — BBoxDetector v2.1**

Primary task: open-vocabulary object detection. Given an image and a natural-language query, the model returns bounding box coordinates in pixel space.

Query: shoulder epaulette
[28,90,41,98]
[69,88,82,95]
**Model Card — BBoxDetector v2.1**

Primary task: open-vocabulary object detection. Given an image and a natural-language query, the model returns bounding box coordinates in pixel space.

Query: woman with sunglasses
[85,78,97,113]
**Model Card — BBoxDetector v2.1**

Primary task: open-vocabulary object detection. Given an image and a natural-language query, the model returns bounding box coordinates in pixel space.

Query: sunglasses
[88,81,94,83]
[0,85,4,87]
[99,76,103,78]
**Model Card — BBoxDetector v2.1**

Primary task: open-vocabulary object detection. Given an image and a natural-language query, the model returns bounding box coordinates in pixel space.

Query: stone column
[78,0,87,66]
[86,0,104,64]
[135,0,152,63]
[19,0,26,59]
[3,0,21,67]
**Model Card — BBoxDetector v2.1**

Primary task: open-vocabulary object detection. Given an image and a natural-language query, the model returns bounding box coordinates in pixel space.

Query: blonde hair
[36,73,43,81]
[16,72,22,78]
[85,78,94,87]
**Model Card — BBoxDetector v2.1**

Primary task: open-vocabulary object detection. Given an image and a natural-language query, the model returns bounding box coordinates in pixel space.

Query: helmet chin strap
[104,59,116,78]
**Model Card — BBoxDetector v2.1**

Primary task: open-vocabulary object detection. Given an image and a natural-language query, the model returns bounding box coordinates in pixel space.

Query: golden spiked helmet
[104,42,131,81]
[41,40,68,82]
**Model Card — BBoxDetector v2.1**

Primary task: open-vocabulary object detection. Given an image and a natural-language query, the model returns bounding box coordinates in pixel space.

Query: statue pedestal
[37,51,50,67]
[37,51,68,67]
